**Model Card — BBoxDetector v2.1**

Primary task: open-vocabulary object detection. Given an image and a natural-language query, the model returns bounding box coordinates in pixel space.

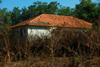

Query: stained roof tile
[10,14,92,28]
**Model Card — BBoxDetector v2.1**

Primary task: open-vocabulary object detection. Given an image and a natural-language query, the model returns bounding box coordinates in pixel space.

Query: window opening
[20,29,23,37]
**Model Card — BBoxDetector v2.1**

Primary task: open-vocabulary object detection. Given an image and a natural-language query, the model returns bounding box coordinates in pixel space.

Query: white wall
[13,26,56,41]
[27,26,54,40]
[13,26,88,41]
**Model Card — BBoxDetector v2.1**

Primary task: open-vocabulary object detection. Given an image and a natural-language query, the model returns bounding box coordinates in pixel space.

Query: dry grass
[0,25,100,67]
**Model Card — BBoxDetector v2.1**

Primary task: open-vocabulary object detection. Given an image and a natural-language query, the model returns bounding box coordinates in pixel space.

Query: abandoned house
[10,14,92,40]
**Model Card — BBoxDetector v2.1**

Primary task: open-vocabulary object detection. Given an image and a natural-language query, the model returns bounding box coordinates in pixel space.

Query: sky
[0,0,98,11]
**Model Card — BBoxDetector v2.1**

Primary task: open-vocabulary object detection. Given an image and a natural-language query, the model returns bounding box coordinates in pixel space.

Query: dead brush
[0,26,100,67]
[0,27,11,63]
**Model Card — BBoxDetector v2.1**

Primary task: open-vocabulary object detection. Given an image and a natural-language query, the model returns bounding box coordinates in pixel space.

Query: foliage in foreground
[0,26,100,67]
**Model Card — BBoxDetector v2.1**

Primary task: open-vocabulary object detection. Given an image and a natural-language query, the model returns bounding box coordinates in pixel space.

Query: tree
[35,2,48,15]
[11,7,21,25]
[0,0,2,3]
[47,1,60,14]
[20,1,61,21]
[57,6,75,16]
[0,8,7,26]
[28,5,36,18]
[27,1,49,18]
[0,8,11,27]
[4,11,11,26]
[20,6,29,21]
[75,0,100,23]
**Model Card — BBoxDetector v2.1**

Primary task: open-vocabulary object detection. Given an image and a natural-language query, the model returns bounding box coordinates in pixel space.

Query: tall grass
[0,26,100,67]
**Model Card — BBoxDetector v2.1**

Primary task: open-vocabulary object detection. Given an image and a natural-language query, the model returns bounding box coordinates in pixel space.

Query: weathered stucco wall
[13,26,56,40]
[12,25,88,41]
[27,26,56,40]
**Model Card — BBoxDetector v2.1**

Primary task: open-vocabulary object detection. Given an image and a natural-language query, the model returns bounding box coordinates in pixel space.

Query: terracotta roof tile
[10,14,92,28]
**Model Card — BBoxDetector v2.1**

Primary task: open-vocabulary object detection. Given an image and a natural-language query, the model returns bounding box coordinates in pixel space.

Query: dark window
[17,30,19,36]
[17,30,18,34]
[20,29,23,37]
[24,29,27,34]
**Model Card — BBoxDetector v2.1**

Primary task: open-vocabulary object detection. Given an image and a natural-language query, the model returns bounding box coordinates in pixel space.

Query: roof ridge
[29,15,41,23]
[41,14,73,17]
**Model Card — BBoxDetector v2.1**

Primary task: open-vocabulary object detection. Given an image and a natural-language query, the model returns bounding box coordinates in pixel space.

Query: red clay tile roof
[10,14,92,28]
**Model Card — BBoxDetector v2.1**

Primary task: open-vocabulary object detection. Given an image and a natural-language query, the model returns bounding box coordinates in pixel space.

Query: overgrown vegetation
[0,22,100,67]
